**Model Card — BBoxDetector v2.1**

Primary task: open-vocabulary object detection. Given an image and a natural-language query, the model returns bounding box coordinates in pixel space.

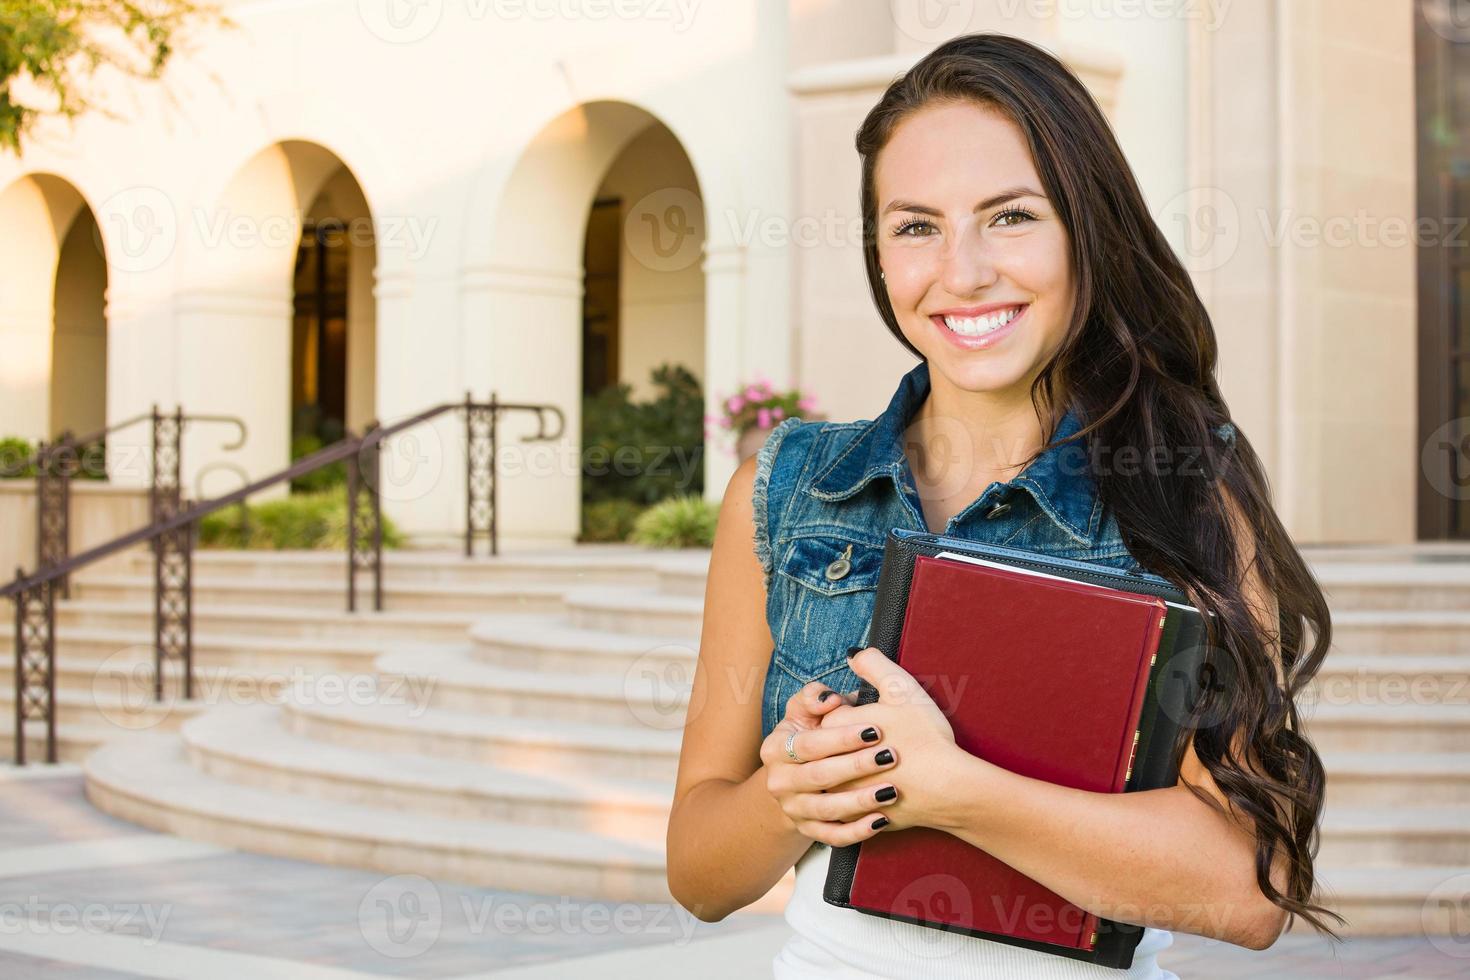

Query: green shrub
[579,499,646,543]
[0,435,107,480]
[629,493,717,549]
[289,433,347,493]
[0,437,35,478]
[197,489,404,550]
[582,363,704,506]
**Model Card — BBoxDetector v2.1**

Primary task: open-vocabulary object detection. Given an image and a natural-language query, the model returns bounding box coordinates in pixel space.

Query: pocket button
[824,544,853,581]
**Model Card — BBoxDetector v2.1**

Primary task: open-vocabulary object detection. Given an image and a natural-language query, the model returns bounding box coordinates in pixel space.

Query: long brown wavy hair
[856,32,1344,941]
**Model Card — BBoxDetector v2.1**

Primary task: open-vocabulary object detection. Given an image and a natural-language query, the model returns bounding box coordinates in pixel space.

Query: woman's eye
[893,218,934,237]
[994,207,1038,227]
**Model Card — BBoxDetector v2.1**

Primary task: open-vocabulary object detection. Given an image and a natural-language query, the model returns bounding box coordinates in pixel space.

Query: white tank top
[772,843,1179,979]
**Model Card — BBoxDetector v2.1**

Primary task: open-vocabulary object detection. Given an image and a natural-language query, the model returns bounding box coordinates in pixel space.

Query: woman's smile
[929,301,1029,350]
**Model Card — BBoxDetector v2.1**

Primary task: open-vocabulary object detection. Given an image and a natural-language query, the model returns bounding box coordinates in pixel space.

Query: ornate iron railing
[2,394,563,764]
[1,408,247,601]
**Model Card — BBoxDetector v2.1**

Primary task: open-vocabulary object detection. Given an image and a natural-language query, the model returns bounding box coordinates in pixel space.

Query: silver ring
[784,730,804,764]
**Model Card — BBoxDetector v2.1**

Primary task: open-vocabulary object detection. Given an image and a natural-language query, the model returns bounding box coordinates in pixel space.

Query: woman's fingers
[785,680,848,724]
[771,722,886,771]
[783,777,899,825]
[794,811,893,848]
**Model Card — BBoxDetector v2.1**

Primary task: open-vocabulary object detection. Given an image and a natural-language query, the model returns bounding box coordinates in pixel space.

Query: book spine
[1124,612,1167,784]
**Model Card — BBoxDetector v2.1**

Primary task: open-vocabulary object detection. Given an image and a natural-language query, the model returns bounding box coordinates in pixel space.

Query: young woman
[667,32,1343,978]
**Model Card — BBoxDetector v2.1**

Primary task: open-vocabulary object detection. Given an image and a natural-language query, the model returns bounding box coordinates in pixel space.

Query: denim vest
[751,358,1233,742]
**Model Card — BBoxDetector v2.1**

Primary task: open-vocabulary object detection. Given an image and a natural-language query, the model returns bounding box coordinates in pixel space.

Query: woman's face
[874,99,1075,399]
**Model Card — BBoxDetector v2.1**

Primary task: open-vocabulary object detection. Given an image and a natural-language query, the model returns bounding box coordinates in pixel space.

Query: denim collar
[804,358,1102,545]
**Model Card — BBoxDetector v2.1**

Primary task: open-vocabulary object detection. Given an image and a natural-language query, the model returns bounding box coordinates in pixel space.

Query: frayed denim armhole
[751,416,805,592]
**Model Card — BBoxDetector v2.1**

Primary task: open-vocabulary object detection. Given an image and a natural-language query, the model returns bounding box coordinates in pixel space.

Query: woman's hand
[760,680,904,847]
[816,646,963,833]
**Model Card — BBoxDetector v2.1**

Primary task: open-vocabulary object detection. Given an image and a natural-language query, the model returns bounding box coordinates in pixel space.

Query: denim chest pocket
[771,534,883,688]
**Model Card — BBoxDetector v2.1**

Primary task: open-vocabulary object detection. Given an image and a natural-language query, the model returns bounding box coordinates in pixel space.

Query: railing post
[465,393,494,558]
[346,424,383,612]
[152,405,192,701]
[489,392,499,557]
[13,566,57,765]
[35,435,73,600]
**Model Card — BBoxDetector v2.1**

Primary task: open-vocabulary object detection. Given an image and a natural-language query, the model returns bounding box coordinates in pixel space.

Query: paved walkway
[0,765,1459,978]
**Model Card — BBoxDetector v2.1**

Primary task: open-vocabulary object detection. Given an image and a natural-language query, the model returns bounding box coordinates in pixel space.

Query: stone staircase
[3,542,1468,932]
[2,544,796,910]
[1290,548,1470,937]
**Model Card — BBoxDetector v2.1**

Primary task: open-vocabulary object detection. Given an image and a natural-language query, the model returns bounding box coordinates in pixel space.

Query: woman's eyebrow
[881,186,1045,217]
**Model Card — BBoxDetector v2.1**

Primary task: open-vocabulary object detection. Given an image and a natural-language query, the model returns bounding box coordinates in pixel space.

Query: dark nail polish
[876,785,897,803]
[846,645,865,659]
[875,749,894,765]
[871,816,890,830]
[818,690,834,702]
[860,727,879,742]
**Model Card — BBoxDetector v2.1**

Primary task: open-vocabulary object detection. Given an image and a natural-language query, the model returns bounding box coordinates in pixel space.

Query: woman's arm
[663,454,820,921]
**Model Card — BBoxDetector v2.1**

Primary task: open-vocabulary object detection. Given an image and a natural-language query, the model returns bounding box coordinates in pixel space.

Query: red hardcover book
[845,552,1168,951]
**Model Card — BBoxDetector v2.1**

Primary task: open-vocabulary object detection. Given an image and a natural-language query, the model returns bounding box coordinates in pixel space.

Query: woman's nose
[937,224,1000,297]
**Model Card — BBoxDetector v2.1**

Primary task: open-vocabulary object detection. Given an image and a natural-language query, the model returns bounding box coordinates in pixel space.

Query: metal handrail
[4,393,563,764]
[0,408,247,479]
[4,408,247,602]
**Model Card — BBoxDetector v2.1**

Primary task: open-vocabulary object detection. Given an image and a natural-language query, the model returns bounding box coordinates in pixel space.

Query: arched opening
[177,141,376,491]
[471,101,707,546]
[0,174,108,445]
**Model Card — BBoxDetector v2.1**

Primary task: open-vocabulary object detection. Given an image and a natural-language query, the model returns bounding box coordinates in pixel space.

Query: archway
[0,174,108,444]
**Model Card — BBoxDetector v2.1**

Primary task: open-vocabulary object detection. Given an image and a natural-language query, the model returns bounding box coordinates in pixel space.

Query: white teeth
[942,306,1023,336]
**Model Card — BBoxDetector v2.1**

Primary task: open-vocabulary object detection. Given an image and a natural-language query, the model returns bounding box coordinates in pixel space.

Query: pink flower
[772,406,784,420]
[797,396,817,412]
[757,407,772,428]
[744,385,763,402]
[727,395,744,413]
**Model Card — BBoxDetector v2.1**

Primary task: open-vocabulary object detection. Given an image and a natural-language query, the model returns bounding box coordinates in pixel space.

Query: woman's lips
[929,304,1028,350]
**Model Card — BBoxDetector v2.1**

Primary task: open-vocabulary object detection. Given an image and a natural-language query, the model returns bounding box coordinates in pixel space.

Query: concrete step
[0,724,134,764]
[1318,805,1470,867]
[1312,562,1470,610]
[0,686,210,734]
[564,586,703,638]
[1298,701,1470,753]
[122,545,671,587]
[468,613,698,675]
[0,656,279,707]
[1,625,386,671]
[56,599,485,644]
[82,732,674,903]
[1321,751,1470,806]
[71,573,568,615]
[1331,610,1470,656]
[650,553,711,597]
[1302,654,1470,708]
[280,696,681,782]
[1304,864,1470,936]
[372,647,691,730]
[181,704,673,843]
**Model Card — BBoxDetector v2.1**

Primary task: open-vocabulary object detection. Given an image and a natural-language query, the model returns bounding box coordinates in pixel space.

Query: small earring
[880,270,886,282]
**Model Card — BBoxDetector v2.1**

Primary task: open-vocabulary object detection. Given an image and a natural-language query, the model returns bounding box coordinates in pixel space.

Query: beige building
[0,1,1429,547]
